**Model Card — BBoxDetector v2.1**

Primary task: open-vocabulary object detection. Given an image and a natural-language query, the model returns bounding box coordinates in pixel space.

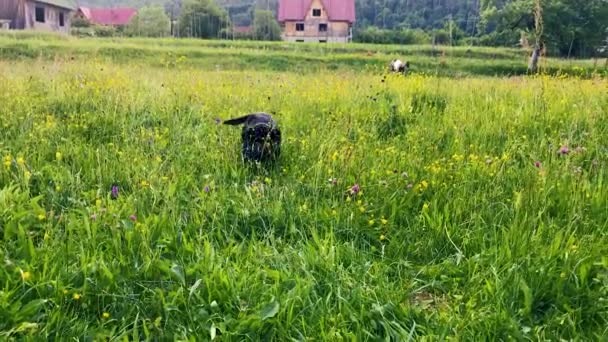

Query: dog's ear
[223,114,252,126]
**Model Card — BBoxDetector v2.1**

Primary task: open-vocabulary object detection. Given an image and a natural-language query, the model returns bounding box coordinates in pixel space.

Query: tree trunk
[528,44,541,74]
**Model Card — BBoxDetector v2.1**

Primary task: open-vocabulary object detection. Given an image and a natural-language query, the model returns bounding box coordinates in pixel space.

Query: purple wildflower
[111,185,119,199]
[129,214,137,222]
[204,185,210,193]
[350,184,360,195]
[559,146,569,155]
[534,161,542,168]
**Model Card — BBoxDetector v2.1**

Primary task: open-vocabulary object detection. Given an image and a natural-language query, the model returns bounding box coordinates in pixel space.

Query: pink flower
[559,146,569,155]
[129,214,137,222]
[534,161,542,168]
[350,184,360,195]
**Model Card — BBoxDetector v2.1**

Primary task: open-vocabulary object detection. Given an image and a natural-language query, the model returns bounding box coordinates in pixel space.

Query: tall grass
[0,58,607,340]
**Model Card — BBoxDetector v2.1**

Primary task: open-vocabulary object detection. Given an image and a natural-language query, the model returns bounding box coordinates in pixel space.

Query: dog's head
[223,113,281,163]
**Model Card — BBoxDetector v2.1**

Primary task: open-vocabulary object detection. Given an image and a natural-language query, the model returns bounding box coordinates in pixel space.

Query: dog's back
[223,112,281,163]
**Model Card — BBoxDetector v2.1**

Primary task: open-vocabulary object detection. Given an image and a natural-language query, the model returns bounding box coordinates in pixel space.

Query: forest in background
[69,0,607,57]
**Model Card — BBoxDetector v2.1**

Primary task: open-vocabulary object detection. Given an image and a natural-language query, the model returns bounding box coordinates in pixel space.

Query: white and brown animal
[389,59,410,75]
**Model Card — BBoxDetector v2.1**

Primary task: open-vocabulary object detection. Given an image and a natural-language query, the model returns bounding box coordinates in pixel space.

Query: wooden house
[0,0,73,33]
[277,0,355,43]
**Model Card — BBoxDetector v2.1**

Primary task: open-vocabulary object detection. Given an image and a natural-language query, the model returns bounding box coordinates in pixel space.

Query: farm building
[0,0,73,33]
[74,7,137,27]
[277,0,355,43]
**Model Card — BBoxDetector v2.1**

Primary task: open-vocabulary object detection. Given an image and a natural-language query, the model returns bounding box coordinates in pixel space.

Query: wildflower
[534,161,542,168]
[55,185,61,192]
[102,312,110,319]
[350,184,360,195]
[3,156,11,168]
[140,180,149,188]
[96,199,102,207]
[559,146,569,155]
[358,206,366,213]
[368,219,375,226]
[328,177,337,185]
[203,185,210,193]
[55,151,62,161]
[16,157,25,166]
[73,293,81,300]
[111,185,119,199]
[381,218,388,225]
[264,177,272,185]
[24,171,31,180]
[37,213,46,221]
[21,271,32,281]
[380,234,386,241]
[422,203,429,210]
[129,214,137,222]
[162,176,169,182]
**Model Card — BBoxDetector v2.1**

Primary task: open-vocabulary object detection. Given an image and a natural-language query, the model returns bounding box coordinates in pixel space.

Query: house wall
[281,0,352,43]
[0,0,26,29]
[24,0,71,33]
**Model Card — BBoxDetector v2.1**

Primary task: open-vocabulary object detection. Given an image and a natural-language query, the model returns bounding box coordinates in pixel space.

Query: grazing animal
[223,112,281,163]
[389,59,410,75]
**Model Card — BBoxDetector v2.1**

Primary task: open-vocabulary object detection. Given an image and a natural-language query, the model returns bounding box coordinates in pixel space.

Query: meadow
[0,36,607,340]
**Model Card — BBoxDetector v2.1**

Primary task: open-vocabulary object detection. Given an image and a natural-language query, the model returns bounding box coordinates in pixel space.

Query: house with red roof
[75,6,137,27]
[278,0,355,43]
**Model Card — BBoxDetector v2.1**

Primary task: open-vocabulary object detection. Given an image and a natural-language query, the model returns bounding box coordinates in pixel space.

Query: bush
[354,27,429,45]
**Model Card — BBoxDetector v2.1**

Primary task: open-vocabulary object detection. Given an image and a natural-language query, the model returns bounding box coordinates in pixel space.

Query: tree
[178,0,230,39]
[253,10,281,41]
[126,6,171,37]
[528,0,542,73]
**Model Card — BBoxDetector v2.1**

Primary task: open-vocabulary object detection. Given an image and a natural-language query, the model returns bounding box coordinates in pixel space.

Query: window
[296,23,304,31]
[35,7,45,23]
[296,40,304,42]
[319,23,327,32]
[59,12,64,27]
[319,40,327,43]
[312,9,321,17]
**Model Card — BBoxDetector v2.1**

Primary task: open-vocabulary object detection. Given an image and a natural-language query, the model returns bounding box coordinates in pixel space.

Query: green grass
[1,32,607,77]
[0,45,607,340]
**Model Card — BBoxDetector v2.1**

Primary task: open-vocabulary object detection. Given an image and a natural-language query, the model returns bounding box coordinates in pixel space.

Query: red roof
[278,0,355,23]
[234,26,253,33]
[78,7,137,26]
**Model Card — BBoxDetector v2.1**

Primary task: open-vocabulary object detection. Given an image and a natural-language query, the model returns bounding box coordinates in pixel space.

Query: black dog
[223,112,281,163]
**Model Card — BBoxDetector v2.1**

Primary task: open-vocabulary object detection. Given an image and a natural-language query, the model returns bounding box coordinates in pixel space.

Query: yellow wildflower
[102,312,110,319]
[381,218,388,225]
[140,180,149,188]
[16,157,25,166]
[37,214,45,221]
[368,219,375,226]
[380,234,386,241]
[55,152,62,161]
[73,293,81,300]
[21,271,32,281]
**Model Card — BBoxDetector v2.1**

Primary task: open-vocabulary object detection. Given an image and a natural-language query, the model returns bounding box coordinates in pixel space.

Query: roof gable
[78,7,137,26]
[278,0,355,23]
